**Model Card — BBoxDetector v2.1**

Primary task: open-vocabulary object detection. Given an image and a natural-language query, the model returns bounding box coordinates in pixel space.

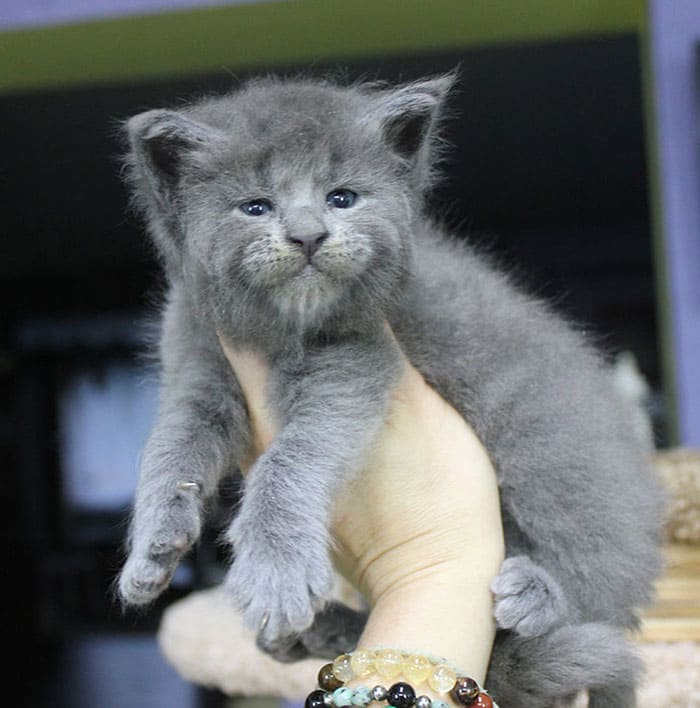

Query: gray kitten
[117,73,664,707]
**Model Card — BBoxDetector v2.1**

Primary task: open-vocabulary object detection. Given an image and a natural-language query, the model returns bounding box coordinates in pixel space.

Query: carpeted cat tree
[157,448,700,706]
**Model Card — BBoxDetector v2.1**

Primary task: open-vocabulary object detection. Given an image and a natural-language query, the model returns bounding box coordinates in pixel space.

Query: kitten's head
[123,73,455,332]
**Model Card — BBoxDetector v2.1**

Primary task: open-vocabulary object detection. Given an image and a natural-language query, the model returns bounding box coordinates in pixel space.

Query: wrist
[353,551,502,685]
[308,560,502,708]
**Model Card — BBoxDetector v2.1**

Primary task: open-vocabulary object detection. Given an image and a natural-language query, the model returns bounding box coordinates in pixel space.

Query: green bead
[351,687,372,706]
[333,688,354,707]
[432,701,450,708]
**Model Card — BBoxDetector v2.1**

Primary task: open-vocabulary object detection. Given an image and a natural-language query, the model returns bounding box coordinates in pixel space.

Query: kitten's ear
[125,109,224,207]
[123,109,225,269]
[372,73,456,160]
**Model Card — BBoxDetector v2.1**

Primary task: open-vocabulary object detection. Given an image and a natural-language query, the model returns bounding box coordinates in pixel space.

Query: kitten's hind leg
[491,555,567,637]
[588,685,637,708]
[257,602,368,662]
[299,602,368,658]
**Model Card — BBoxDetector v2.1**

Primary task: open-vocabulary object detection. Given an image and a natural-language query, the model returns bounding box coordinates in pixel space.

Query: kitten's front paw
[491,556,567,637]
[225,519,334,647]
[118,481,203,606]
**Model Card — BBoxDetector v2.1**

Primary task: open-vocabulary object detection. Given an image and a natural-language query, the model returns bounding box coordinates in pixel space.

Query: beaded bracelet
[305,650,498,708]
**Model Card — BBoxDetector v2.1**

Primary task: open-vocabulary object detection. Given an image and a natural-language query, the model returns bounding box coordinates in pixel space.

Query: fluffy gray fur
[117,73,665,707]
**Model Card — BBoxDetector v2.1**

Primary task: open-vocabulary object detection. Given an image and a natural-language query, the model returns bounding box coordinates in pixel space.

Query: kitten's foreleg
[225,334,402,647]
[118,349,248,606]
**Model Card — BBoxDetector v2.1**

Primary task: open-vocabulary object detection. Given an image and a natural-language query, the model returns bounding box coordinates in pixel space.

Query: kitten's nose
[287,231,329,260]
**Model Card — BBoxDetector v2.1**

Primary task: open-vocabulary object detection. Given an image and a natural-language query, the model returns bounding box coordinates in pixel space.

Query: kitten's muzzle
[286,231,329,261]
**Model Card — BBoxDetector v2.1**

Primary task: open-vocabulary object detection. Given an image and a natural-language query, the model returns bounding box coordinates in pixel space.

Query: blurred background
[2,1,699,706]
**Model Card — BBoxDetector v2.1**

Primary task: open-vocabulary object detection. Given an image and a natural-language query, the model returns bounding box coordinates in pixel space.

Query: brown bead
[474,693,493,708]
[318,663,343,691]
[450,677,481,705]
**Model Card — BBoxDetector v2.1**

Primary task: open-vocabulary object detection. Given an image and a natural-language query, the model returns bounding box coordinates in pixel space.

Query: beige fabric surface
[655,448,700,544]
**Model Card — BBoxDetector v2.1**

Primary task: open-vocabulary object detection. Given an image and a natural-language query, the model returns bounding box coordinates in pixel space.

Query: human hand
[219,332,504,686]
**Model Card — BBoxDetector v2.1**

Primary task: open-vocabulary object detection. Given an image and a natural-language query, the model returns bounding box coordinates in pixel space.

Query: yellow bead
[350,649,376,678]
[428,664,457,694]
[375,649,404,679]
[402,654,432,684]
[332,654,354,682]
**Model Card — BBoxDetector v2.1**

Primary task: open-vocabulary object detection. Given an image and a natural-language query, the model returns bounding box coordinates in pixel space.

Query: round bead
[306,690,328,708]
[319,663,344,691]
[333,687,354,707]
[450,678,480,705]
[402,654,432,684]
[351,687,372,706]
[371,686,388,701]
[375,649,404,680]
[333,654,355,683]
[416,696,432,708]
[428,664,457,694]
[474,694,493,708]
[387,682,416,708]
[351,650,376,678]
[432,701,450,708]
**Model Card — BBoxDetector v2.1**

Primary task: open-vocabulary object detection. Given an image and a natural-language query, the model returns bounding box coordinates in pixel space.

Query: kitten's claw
[176,480,202,493]
[491,555,567,637]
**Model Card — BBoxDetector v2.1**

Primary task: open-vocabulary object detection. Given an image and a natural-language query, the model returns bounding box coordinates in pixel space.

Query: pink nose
[287,232,329,260]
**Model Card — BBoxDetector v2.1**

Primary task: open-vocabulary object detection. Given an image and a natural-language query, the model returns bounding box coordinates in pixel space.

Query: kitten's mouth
[298,262,321,277]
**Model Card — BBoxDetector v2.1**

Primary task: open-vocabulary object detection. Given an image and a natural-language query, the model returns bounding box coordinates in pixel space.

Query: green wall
[0,0,644,93]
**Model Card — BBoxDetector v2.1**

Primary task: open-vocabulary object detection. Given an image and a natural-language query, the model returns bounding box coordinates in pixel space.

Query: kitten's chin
[273,268,344,327]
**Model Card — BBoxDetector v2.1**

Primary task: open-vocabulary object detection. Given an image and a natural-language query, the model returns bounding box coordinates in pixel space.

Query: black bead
[306,689,327,708]
[387,682,416,708]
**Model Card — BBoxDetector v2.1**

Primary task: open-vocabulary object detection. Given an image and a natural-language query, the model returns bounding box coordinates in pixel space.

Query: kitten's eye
[326,189,358,209]
[239,199,273,216]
